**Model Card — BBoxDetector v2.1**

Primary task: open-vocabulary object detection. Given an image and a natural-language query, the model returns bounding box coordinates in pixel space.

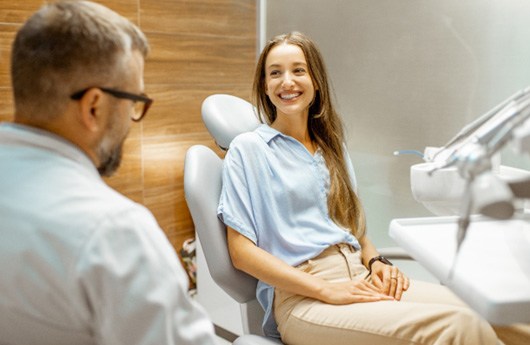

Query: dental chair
[184,94,412,345]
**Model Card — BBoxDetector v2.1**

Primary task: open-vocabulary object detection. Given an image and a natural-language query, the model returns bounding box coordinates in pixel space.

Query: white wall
[264,0,530,246]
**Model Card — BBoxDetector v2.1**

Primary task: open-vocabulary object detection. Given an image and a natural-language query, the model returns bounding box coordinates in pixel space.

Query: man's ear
[77,88,105,132]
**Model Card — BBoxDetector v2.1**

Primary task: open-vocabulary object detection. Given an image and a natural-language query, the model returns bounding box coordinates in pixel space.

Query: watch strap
[367,255,393,275]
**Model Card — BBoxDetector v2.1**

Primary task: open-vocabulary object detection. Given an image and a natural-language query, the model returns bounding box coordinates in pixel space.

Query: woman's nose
[281,72,295,87]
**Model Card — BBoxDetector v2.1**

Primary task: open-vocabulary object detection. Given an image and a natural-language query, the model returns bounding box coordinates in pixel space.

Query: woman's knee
[435,308,497,345]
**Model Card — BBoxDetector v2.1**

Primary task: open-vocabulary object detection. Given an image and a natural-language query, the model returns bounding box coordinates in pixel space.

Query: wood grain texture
[0,1,37,121]
[0,0,44,24]
[140,0,255,38]
[137,0,256,253]
[142,84,252,138]
[0,87,13,122]
[0,0,256,259]
[144,32,255,86]
[0,25,17,94]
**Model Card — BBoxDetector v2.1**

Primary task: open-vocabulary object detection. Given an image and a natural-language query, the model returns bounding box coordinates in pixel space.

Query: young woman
[218,31,527,345]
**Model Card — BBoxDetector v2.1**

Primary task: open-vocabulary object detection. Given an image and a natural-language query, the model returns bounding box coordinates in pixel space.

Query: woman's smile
[279,91,303,101]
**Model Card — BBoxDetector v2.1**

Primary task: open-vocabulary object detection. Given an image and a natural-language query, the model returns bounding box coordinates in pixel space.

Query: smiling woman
[217,31,530,345]
[252,32,364,240]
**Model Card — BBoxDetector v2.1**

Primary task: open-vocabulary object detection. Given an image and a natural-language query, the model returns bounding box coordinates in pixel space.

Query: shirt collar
[0,122,99,177]
[255,123,284,143]
[254,123,323,162]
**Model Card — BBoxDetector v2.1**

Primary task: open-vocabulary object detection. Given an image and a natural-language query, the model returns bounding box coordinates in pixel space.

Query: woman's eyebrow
[267,61,307,69]
[267,63,281,69]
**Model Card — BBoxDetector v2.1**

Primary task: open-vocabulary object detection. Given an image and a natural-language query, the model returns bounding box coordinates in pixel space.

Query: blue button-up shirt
[218,124,360,338]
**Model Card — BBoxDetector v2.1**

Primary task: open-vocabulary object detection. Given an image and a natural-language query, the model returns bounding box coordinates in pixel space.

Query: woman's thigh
[400,280,468,307]
[273,246,497,345]
[275,290,497,345]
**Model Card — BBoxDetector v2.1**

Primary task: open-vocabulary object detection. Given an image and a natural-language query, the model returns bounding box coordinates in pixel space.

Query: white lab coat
[0,123,218,345]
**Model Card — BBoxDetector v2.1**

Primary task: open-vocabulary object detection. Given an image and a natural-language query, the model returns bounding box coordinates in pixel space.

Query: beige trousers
[274,244,530,345]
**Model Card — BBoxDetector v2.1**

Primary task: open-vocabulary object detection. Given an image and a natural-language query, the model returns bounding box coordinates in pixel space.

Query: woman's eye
[269,70,281,77]
[294,68,306,74]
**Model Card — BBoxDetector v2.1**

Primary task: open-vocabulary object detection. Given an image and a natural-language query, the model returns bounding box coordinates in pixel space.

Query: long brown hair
[252,31,366,239]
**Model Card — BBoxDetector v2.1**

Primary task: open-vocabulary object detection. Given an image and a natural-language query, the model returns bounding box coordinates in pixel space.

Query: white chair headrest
[201,94,260,150]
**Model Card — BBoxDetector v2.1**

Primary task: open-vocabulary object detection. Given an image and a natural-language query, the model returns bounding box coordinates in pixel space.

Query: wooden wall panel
[0,87,13,122]
[0,0,44,122]
[0,25,18,122]
[140,0,255,38]
[143,85,252,138]
[0,1,44,23]
[136,0,256,256]
[144,32,255,86]
[1,0,257,259]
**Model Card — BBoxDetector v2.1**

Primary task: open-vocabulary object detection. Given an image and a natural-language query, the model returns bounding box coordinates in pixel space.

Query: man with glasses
[0,1,218,344]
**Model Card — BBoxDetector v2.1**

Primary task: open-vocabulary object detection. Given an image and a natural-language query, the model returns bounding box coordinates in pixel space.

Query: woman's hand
[317,279,395,305]
[228,227,388,303]
[369,261,410,300]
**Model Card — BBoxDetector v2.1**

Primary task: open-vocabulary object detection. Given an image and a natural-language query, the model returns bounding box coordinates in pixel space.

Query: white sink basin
[411,163,530,216]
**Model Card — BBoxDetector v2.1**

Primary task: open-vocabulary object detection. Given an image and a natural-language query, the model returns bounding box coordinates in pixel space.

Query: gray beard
[97,141,124,177]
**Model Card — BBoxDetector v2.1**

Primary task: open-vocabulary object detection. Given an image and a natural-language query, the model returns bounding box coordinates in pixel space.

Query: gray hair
[11,0,149,120]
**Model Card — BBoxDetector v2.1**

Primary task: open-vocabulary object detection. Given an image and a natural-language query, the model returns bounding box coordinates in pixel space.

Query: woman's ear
[77,88,104,132]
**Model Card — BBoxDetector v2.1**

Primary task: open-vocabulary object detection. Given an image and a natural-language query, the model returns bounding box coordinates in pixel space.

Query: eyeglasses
[70,87,153,122]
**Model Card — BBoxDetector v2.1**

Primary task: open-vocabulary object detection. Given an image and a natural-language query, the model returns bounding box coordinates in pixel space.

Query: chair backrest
[184,145,258,303]
[201,94,260,150]
[184,94,260,303]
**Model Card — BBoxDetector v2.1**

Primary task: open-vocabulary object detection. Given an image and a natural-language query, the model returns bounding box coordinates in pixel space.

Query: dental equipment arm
[432,87,530,276]
[430,88,530,178]
[430,87,530,162]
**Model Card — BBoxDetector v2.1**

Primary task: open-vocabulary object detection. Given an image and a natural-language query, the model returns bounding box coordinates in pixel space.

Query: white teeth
[280,93,300,100]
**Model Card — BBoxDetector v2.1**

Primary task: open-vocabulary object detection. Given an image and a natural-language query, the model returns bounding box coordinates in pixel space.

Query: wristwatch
[367,255,393,275]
